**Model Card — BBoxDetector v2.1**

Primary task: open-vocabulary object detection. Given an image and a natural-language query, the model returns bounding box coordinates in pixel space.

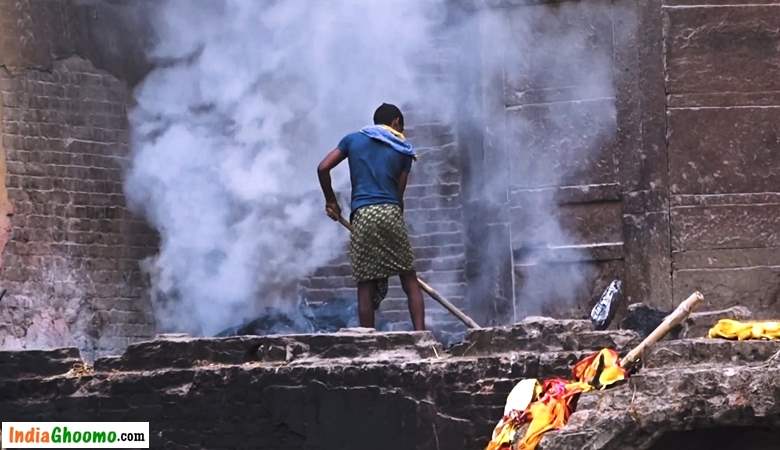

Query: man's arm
[317,148,347,221]
[398,170,409,212]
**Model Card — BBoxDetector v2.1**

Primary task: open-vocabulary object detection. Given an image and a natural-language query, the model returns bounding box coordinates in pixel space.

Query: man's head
[373,103,404,133]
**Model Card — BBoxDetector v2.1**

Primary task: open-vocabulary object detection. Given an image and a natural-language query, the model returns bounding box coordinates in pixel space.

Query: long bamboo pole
[336,215,482,329]
[620,291,704,368]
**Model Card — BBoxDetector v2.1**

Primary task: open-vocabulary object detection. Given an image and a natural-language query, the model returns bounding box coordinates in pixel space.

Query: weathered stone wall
[456,0,779,324]
[0,0,156,358]
[663,0,780,316]
[454,0,669,324]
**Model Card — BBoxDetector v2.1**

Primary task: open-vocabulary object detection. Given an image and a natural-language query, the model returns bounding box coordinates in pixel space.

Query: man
[317,103,425,330]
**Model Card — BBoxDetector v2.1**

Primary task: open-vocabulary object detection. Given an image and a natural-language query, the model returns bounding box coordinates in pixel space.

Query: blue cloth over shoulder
[359,125,416,159]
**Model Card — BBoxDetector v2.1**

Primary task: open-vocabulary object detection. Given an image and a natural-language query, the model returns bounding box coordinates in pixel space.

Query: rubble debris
[709,319,780,340]
[590,279,622,330]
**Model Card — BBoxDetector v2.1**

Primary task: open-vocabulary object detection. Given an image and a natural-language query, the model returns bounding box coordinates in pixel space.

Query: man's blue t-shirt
[338,132,413,212]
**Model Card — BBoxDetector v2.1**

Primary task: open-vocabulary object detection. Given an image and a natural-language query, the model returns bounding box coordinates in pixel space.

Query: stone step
[94,330,442,372]
[449,317,640,356]
[0,347,82,380]
[644,338,780,368]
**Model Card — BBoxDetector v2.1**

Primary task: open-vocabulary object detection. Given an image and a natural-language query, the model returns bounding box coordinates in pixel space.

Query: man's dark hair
[373,103,404,129]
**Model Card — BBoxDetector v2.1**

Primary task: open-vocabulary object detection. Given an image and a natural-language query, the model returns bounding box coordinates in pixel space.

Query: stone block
[503,2,615,105]
[668,107,780,195]
[671,203,780,251]
[510,199,623,248]
[449,318,640,357]
[673,266,780,315]
[664,4,780,96]
[645,338,779,368]
[506,99,618,189]
[0,347,82,379]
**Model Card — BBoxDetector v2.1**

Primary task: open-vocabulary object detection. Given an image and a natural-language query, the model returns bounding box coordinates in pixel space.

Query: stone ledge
[0,347,82,380]
[450,317,640,356]
[645,338,780,368]
[94,331,442,372]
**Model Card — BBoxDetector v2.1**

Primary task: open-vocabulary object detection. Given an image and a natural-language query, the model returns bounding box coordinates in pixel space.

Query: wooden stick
[416,277,482,329]
[336,215,482,329]
[620,291,704,368]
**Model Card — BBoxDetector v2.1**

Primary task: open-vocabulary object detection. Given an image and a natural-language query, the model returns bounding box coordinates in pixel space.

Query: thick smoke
[126,0,447,335]
[452,2,621,322]
[484,2,620,319]
[126,0,620,335]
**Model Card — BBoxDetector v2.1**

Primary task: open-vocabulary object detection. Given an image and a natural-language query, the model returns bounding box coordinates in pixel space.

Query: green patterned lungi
[349,203,415,309]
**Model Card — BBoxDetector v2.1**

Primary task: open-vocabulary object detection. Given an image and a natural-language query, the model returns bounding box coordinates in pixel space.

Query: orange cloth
[486,348,627,450]
[514,379,590,450]
[572,348,626,389]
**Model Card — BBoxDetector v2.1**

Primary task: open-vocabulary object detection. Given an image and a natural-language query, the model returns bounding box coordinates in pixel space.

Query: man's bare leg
[357,280,377,328]
[400,271,425,331]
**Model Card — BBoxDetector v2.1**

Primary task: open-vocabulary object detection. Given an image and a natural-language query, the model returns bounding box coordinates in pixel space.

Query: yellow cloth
[514,380,591,450]
[572,348,626,389]
[485,349,627,450]
[377,124,406,140]
[708,319,780,340]
[486,380,543,450]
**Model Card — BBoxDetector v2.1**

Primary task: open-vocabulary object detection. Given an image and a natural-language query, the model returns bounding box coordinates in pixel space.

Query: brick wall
[0,0,157,358]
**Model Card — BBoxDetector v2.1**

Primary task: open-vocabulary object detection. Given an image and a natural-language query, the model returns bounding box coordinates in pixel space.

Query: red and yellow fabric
[486,348,627,450]
[486,379,541,450]
[513,379,591,450]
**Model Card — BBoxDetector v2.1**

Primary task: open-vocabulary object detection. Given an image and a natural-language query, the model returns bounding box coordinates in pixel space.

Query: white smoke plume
[126,0,447,335]
[126,0,621,335]
[451,2,621,322]
[483,2,620,319]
